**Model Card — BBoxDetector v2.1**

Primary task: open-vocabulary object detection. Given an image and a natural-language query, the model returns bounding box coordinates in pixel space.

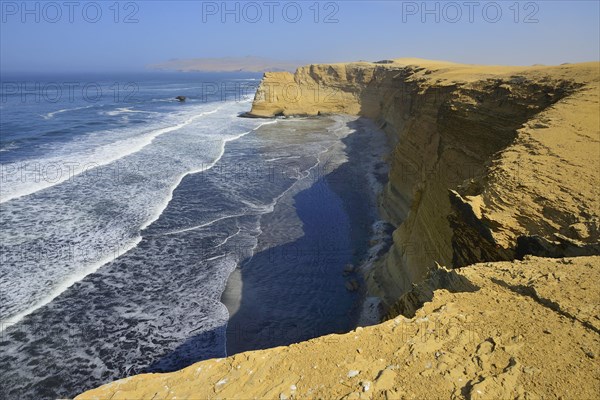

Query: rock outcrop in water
[78,59,600,399]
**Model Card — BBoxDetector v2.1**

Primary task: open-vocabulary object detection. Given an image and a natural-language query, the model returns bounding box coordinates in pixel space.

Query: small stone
[569,222,589,240]
[523,366,538,375]
[374,368,397,391]
[357,348,362,354]
[476,339,495,355]
[585,351,595,359]
[437,362,449,372]
[543,328,552,334]
[290,385,297,391]
[343,264,355,276]
[362,381,372,392]
[279,393,288,400]
[345,279,359,291]
[348,370,360,378]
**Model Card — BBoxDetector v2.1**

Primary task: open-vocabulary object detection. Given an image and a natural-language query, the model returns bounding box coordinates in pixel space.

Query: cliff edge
[78,256,600,399]
[250,59,600,308]
[78,59,600,399]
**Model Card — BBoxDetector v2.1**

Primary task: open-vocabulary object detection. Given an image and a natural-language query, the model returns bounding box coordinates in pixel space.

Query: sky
[1,0,599,73]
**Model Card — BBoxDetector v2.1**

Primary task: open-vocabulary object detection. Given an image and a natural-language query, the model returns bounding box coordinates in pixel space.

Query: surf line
[0,106,223,204]
[139,119,278,232]
[0,236,142,333]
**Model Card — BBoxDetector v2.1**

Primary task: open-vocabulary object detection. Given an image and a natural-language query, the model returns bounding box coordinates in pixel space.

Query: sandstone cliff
[78,59,600,399]
[249,59,600,308]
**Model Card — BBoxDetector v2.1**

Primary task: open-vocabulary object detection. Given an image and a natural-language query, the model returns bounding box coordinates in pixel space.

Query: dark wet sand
[221,116,388,355]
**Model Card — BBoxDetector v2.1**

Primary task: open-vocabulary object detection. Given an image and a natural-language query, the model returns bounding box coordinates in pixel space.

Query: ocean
[0,73,387,398]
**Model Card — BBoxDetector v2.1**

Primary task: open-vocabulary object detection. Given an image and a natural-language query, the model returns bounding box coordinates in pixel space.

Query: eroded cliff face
[78,59,600,399]
[249,59,600,309]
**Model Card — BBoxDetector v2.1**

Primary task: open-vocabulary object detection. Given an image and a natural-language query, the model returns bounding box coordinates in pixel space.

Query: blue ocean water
[0,73,266,321]
[0,73,375,398]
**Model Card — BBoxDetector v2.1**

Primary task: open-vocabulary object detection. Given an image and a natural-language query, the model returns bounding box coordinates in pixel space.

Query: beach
[77,58,600,400]
[221,115,389,355]
[0,80,389,398]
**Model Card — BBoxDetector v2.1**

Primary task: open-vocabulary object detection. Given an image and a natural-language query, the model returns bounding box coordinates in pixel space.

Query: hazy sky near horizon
[1,0,599,72]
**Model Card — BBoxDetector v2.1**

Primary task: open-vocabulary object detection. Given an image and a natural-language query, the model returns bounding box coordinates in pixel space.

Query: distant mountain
[148,56,304,73]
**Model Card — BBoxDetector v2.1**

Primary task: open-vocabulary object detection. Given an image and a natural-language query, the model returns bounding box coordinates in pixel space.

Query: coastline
[221,115,390,355]
[77,58,600,399]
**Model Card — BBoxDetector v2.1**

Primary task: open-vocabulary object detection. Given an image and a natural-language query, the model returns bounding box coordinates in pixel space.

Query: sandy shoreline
[220,115,390,355]
[76,58,600,400]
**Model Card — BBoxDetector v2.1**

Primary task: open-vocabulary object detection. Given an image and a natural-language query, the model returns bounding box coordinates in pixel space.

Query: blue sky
[1,0,599,72]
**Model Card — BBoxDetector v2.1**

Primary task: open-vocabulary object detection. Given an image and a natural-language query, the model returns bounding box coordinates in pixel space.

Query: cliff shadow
[145,323,227,373]
[224,118,387,355]
[145,118,386,367]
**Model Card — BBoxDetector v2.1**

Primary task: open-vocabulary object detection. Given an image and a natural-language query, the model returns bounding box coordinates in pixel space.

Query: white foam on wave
[42,105,94,120]
[263,155,301,162]
[150,98,176,103]
[0,235,142,333]
[216,226,242,248]
[1,102,275,326]
[0,105,222,203]
[103,107,159,117]
[160,211,250,236]
[140,119,277,232]
[143,86,201,92]
[205,254,228,262]
[0,142,19,152]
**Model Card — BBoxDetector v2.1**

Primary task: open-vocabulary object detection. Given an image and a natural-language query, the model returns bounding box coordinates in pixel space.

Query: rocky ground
[77,59,599,399]
[77,256,599,399]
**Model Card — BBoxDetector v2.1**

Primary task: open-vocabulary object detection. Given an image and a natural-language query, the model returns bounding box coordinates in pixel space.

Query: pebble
[476,340,495,355]
[348,370,360,378]
[585,351,595,359]
[215,378,227,387]
[362,381,372,392]
[345,279,360,291]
